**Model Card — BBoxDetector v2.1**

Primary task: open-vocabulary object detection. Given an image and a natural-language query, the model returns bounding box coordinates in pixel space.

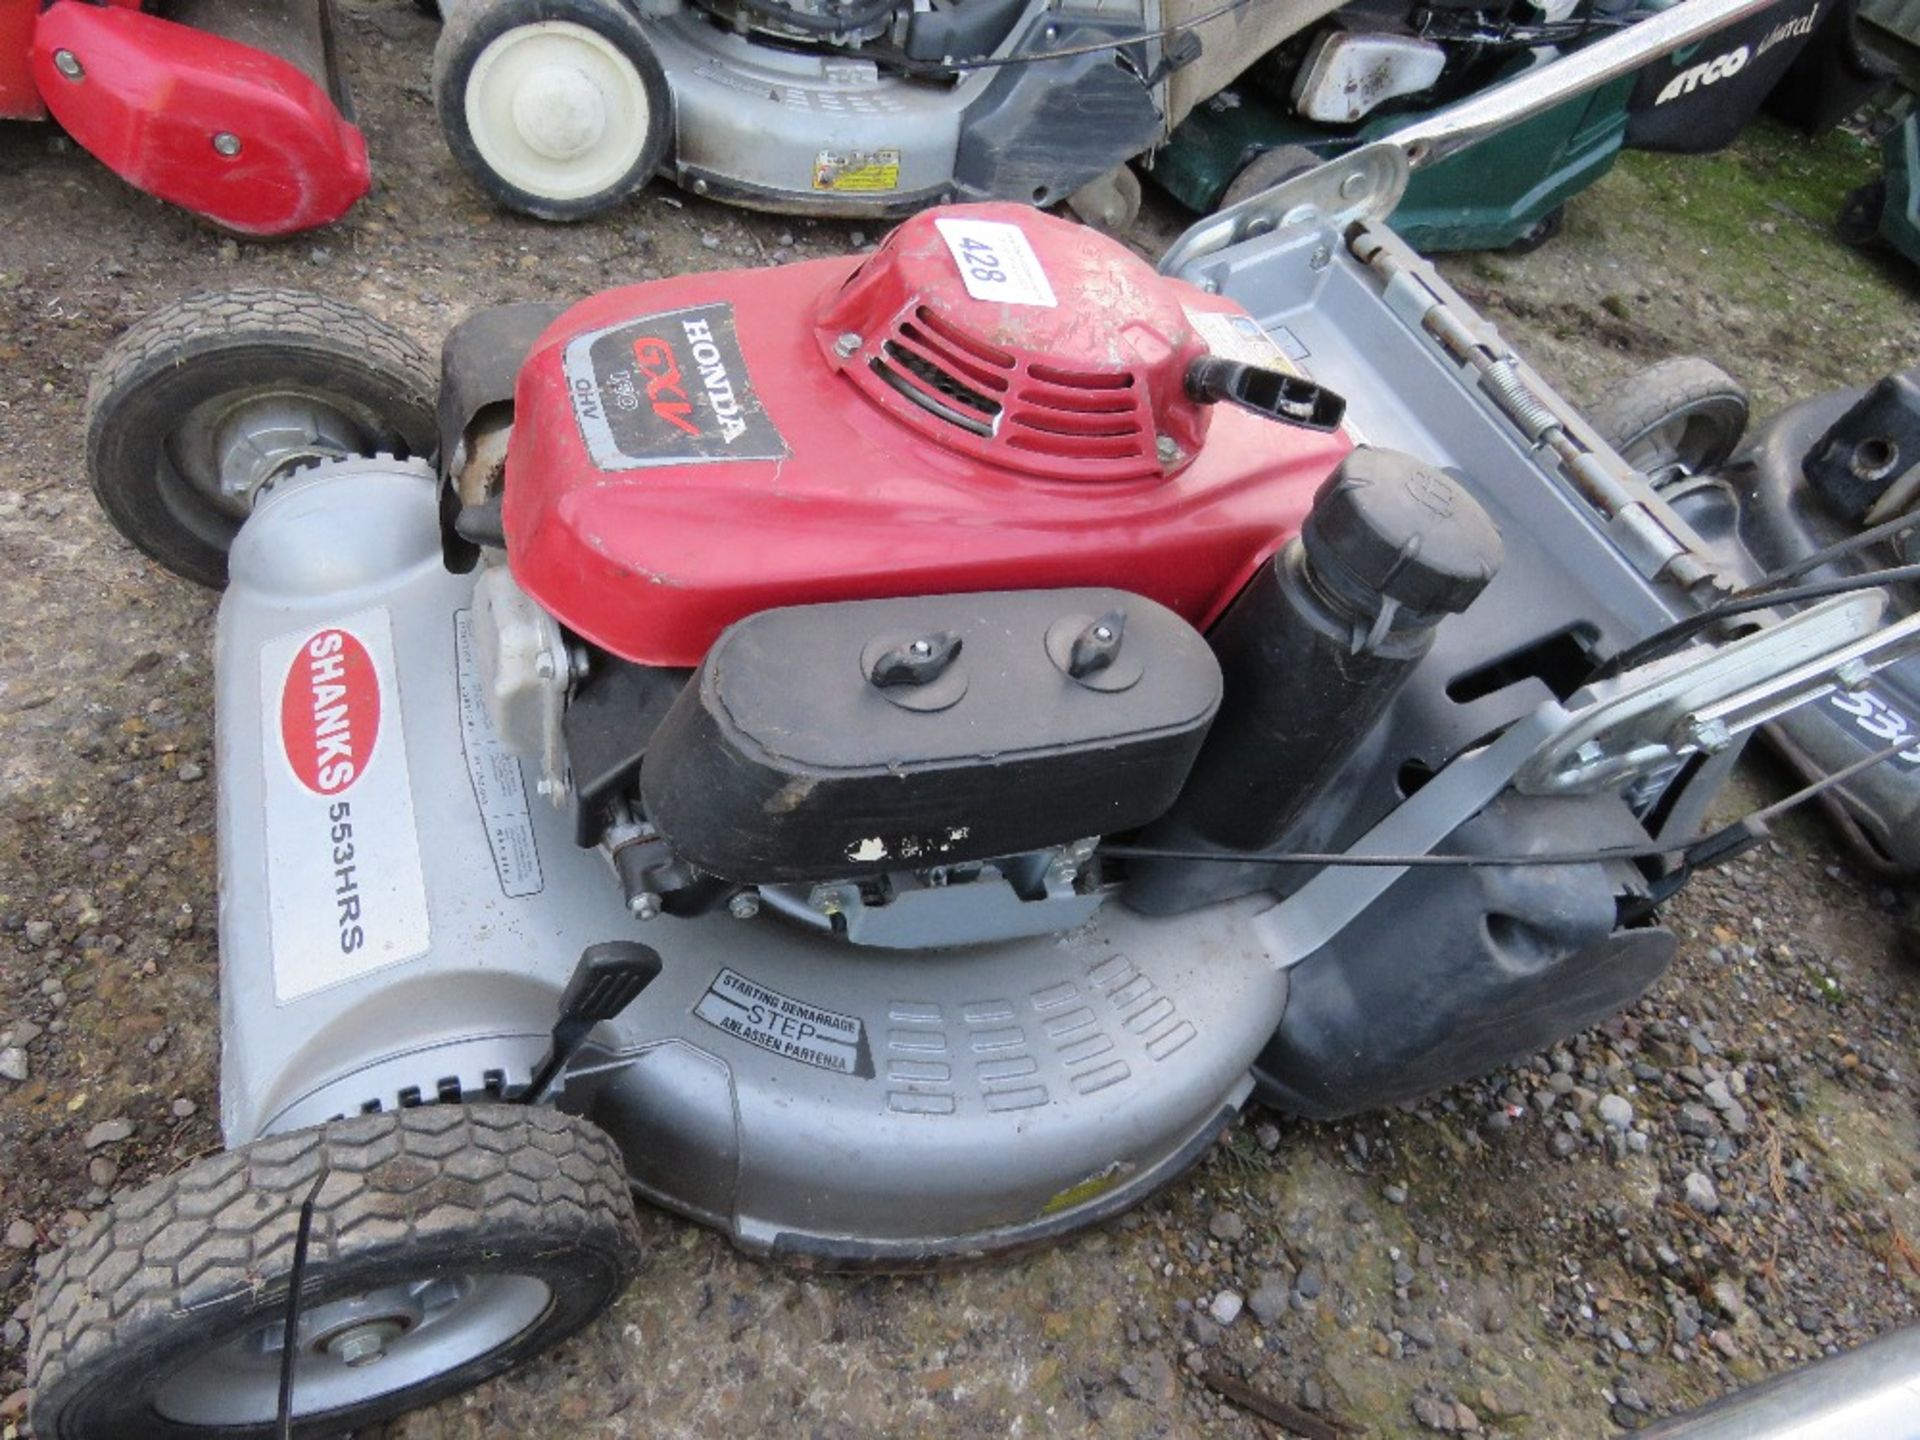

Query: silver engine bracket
[218,459,1283,1262]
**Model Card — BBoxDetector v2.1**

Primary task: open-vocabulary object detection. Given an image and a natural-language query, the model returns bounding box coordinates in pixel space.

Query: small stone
[1547,1072,1576,1095]
[83,1117,134,1149]
[1702,1079,1736,1111]
[1248,1281,1288,1325]
[171,1097,198,1119]
[1677,1103,1720,1137]
[1412,1393,1459,1431]
[850,229,867,247]
[12,1020,42,1047]
[24,919,53,946]
[1253,1122,1281,1152]
[87,1156,119,1189]
[1384,1182,1408,1206]
[176,761,205,782]
[700,231,722,250]
[1626,1130,1650,1155]
[308,246,332,265]
[0,1390,25,1425]
[1453,1401,1480,1432]
[1682,1171,1719,1213]
[146,1033,170,1055]
[0,1047,26,1082]
[1209,1210,1247,1243]
[218,238,240,263]
[1597,1094,1634,1129]
[1209,1291,1244,1326]
[1,1318,21,1348]
[1550,1131,1579,1158]
[1294,1264,1325,1299]
[4,1218,36,1250]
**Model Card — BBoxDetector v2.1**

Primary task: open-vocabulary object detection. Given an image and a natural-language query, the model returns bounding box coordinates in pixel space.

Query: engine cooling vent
[856,305,1163,481]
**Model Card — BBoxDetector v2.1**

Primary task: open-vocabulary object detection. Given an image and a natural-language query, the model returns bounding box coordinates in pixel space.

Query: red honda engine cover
[505,204,1353,666]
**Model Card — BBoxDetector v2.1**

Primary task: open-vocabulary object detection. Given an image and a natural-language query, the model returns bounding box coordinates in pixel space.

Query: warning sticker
[813,148,901,193]
[260,608,431,1004]
[453,612,544,898]
[563,301,788,470]
[1186,308,1297,371]
[933,217,1058,308]
[694,967,875,1077]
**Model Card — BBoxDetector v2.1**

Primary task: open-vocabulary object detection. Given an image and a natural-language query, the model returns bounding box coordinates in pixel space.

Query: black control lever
[525,942,661,1102]
[1186,355,1346,433]
[869,631,963,687]
[1067,610,1127,679]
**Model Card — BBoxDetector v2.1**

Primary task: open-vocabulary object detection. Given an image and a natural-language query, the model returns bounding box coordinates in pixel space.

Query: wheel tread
[29,1105,640,1437]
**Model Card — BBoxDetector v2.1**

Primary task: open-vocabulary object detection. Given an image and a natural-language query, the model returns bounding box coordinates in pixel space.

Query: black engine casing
[641,588,1222,884]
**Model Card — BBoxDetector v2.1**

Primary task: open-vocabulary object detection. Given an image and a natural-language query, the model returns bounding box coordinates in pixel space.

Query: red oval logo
[280,628,381,795]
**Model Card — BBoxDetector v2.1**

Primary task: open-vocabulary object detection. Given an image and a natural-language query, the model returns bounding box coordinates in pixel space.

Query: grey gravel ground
[2,4,1918,1436]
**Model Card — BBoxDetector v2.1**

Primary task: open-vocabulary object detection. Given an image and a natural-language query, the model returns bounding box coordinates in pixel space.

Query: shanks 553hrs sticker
[259,608,430,1003]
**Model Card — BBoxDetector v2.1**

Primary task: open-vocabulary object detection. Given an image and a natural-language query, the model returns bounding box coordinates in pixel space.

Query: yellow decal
[814,149,903,193]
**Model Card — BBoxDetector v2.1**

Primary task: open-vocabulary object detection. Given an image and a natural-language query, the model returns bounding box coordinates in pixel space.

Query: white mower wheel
[435,0,669,221]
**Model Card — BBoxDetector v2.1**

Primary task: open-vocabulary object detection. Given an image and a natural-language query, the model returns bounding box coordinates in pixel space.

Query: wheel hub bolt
[53,49,83,80]
[327,1321,399,1368]
[212,132,242,158]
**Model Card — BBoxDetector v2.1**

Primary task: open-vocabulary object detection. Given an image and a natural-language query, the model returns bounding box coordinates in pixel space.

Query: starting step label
[260,607,431,1004]
[694,967,875,1078]
[453,612,544,899]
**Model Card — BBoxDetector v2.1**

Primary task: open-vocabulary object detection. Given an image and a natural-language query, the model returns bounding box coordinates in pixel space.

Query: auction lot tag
[260,607,431,1004]
[694,967,875,1077]
[934,218,1057,307]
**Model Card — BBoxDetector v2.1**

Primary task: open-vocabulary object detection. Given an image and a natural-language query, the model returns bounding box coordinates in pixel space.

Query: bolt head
[1155,435,1180,465]
[1834,658,1874,693]
[627,892,661,921]
[1309,245,1332,271]
[212,132,242,158]
[909,639,933,658]
[1339,170,1368,200]
[808,885,845,917]
[728,891,761,920]
[833,332,862,358]
[1092,625,1114,643]
[326,1323,396,1368]
[53,49,84,80]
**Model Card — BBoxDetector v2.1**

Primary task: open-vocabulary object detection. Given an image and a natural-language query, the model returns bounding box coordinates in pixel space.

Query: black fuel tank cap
[1302,447,1504,618]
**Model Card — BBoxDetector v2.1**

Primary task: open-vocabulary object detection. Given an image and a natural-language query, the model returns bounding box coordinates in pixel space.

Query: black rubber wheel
[1587,356,1751,489]
[1836,178,1887,249]
[434,0,672,222]
[88,289,437,588]
[1503,203,1566,256]
[29,1105,642,1439]
[1219,144,1322,211]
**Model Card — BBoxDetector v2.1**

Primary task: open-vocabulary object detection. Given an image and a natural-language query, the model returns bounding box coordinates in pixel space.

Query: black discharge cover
[641,589,1222,884]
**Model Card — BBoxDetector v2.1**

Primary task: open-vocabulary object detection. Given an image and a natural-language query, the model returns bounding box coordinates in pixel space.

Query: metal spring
[1478,359,1559,442]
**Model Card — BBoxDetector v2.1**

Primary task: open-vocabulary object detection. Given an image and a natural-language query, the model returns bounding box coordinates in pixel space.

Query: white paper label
[453,612,544,899]
[933,218,1058,307]
[693,967,875,1077]
[261,608,431,1004]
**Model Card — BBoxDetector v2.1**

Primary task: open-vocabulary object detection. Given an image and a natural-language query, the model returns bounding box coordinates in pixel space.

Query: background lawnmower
[424,0,1758,226]
[1,0,369,237]
[30,4,1920,1434]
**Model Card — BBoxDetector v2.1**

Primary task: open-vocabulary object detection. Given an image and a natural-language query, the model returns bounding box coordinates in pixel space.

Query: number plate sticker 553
[934,217,1058,308]
[259,608,431,1004]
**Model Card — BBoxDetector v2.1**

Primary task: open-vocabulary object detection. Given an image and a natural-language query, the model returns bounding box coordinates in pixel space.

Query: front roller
[29,1105,641,1439]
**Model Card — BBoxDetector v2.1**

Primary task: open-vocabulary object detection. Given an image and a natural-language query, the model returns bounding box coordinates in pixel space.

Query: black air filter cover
[641,588,1222,884]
